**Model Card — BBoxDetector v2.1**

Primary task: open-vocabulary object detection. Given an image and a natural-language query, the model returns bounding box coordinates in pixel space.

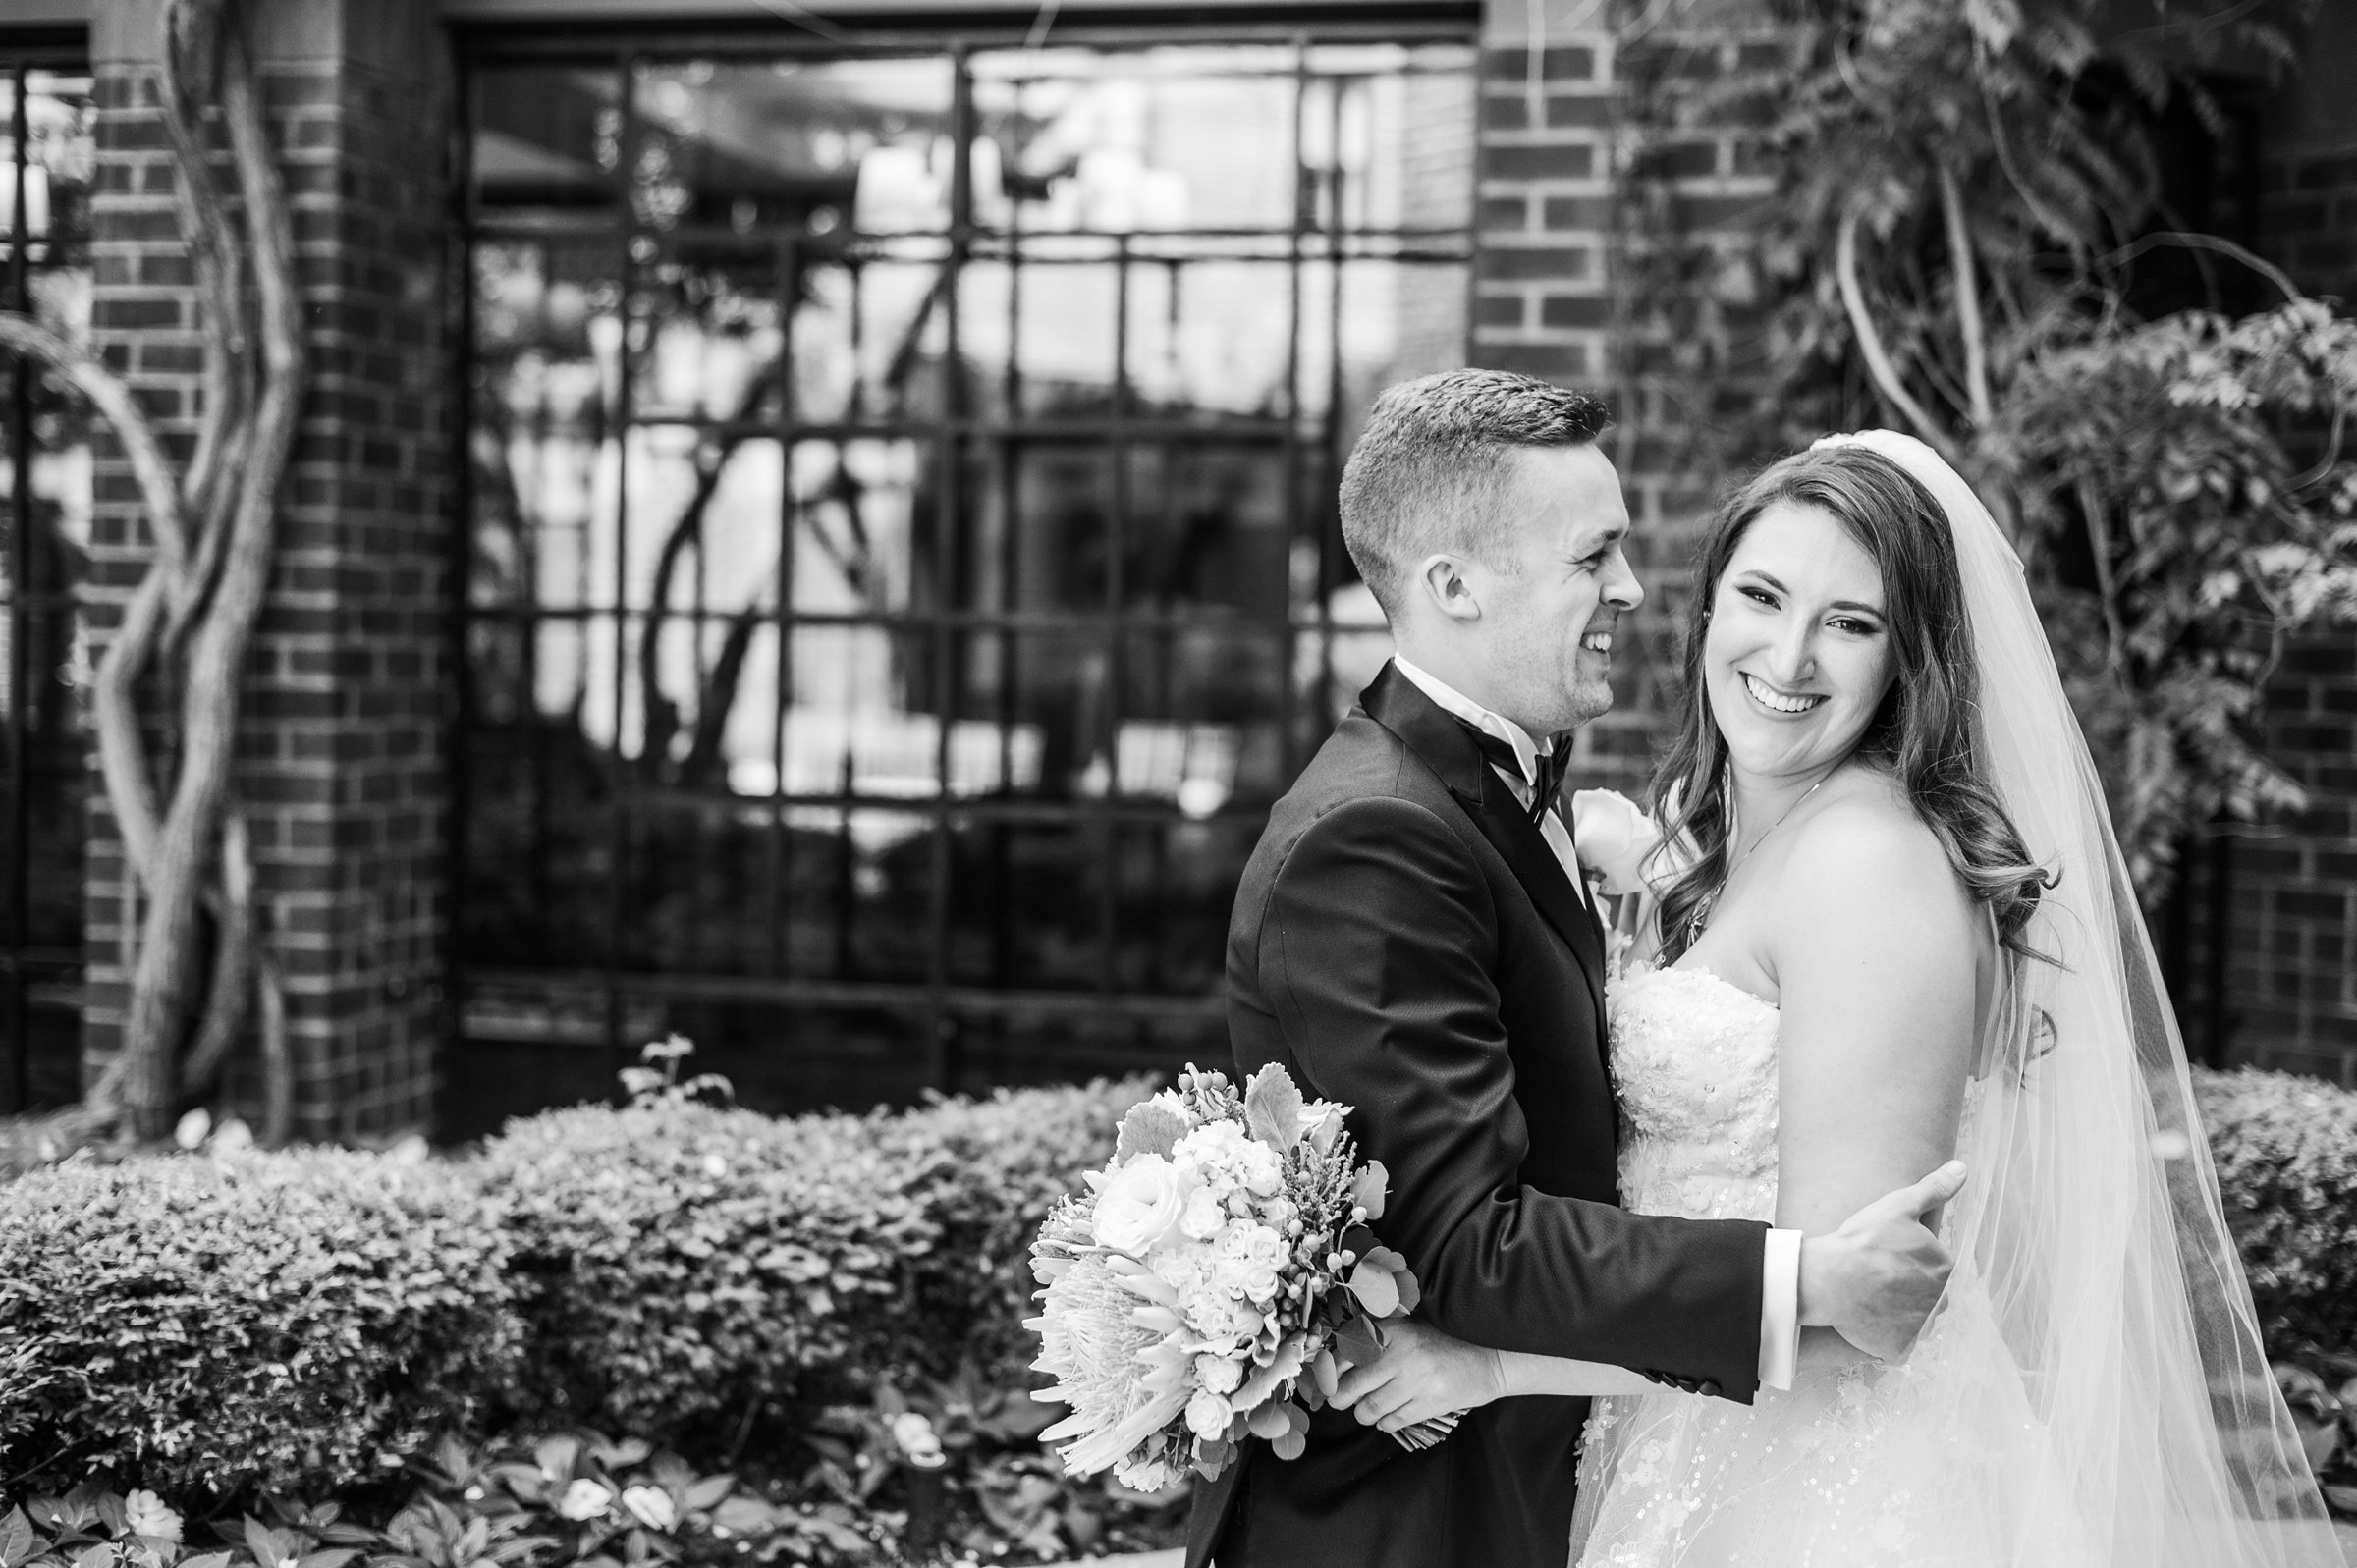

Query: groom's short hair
[1339,369,1611,621]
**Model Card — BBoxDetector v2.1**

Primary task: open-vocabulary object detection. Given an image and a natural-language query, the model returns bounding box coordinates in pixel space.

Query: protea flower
[1028,1249,1189,1475]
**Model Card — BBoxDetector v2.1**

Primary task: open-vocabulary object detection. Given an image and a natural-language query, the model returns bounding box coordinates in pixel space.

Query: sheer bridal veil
[1813,430,2339,1565]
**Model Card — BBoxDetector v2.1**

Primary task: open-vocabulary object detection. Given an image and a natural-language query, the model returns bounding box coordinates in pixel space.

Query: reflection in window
[0,63,93,1113]
[459,33,1467,1116]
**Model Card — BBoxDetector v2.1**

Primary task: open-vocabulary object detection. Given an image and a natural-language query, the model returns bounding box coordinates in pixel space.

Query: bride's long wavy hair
[1650,447,2050,963]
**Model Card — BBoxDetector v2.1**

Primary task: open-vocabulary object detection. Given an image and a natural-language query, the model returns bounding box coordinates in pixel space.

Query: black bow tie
[1458,722,1576,826]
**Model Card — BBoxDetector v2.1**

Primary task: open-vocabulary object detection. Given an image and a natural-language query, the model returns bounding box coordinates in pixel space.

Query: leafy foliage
[2192,1065,2357,1358]
[872,1078,1157,1387]
[472,1100,935,1450]
[1625,0,2347,902]
[1992,304,2357,888]
[0,1151,522,1501]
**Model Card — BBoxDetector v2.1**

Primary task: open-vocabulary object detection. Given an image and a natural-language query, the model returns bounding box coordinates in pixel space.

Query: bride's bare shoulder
[1780,773,1977,941]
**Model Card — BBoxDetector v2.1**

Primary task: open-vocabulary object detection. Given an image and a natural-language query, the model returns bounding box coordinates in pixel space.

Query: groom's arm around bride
[1184,372,1960,1568]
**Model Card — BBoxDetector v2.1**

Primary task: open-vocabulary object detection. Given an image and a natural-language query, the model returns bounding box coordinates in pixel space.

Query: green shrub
[473,1101,936,1447]
[876,1078,1157,1385]
[2193,1066,2357,1356]
[0,1148,521,1500]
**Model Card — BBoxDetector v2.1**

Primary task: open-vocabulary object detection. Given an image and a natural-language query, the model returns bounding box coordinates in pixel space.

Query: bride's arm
[1328,1320,1652,1433]
[1773,805,1982,1367]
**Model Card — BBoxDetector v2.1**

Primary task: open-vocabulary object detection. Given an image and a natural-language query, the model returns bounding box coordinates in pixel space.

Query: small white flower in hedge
[558,1479,615,1521]
[1570,787,1663,895]
[890,1412,946,1468]
[701,1153,728,1179]
[172,1108,210,1151]
[1092,1153,1191,1255]
[621,1486,678,1533]
[124,1490,182,1543]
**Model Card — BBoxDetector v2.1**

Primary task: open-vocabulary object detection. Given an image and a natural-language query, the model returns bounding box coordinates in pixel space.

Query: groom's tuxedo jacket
[1186,665,1769,1568]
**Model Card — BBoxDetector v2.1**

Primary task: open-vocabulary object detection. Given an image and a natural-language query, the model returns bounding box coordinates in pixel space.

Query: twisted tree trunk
[0,0,303,1149]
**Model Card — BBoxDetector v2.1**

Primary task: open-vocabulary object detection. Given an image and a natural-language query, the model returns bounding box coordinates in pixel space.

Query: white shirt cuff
[1758,1227,1802,1391]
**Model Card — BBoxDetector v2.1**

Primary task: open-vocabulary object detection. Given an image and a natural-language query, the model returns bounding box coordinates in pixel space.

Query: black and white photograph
[0,0,2354,1564]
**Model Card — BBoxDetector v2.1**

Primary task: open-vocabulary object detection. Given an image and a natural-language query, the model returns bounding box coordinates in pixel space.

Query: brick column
[86,0,449,1137]
[2216,32,2357,1083]
[1473,0,1781,799]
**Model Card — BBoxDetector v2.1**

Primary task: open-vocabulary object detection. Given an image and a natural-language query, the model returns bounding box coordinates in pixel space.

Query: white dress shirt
[1391,656,1802,1392]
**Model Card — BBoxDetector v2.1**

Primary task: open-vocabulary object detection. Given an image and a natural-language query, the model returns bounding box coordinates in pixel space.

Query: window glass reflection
[461,34,1473,1076]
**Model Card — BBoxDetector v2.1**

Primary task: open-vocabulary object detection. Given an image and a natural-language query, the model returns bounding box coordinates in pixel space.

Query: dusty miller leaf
[1115,1101,1188,1163]
[1243,1065,1305,1150]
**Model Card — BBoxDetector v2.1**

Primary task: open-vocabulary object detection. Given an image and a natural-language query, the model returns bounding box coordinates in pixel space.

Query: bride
[1328,431,2342,1565]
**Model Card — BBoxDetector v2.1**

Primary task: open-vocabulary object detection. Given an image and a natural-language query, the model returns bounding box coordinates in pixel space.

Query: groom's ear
[1416,554,1483,623]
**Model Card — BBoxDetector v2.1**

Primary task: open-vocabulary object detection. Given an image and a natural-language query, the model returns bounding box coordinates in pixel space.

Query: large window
[0,46,90,1116]
[456,20,1473,1124]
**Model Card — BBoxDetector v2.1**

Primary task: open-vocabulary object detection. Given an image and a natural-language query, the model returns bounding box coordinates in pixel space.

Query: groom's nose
[1601,549,1642,612]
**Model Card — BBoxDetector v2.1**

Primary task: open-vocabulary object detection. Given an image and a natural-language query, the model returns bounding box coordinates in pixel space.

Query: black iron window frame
[0,34,89,1118]
[454,13,1477,1095]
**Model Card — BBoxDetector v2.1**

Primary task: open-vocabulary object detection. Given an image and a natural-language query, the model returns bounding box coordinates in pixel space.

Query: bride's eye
[1830,616,1884,636]
[1737,585,1777,608]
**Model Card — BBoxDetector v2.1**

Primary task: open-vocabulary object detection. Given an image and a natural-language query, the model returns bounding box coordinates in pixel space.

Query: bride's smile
[1704,500,1898,786]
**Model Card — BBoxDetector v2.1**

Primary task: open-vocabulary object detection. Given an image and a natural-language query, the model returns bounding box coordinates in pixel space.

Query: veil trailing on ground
[1812,430,2339,1564]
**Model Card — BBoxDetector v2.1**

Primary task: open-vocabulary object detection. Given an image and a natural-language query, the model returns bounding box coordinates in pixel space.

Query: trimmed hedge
[880,1078,1156,1384]
[2192,1065,2357,1356]
[2,1066,2346,1509]
[0,1148,521,1499]
[475,1100,937,1446]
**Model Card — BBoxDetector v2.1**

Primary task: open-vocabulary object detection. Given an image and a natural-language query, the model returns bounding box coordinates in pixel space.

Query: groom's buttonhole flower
[1571,788,1664,896]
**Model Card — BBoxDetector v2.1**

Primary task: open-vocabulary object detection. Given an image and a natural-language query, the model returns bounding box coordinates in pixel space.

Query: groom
[1185,371,1966,1567]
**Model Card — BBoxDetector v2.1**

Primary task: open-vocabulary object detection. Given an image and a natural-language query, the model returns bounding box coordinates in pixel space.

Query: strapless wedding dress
[1568,965,2088,1568]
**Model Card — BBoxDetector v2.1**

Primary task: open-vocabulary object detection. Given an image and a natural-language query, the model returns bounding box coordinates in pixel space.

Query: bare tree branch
[1938,165,1994,429]
[1835,207,1959,460]
[0,316,189,576]
[119,11,305,1138]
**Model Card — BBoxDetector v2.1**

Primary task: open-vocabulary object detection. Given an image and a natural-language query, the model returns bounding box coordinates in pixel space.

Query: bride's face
[1703,502,1898,784]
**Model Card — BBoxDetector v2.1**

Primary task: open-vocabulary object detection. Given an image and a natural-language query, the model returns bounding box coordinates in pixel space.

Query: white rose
[1214,1223,1252,1261]
[1186,1387,1233,1438]
[1179,1187,1226,1240]
[1195,1352,1244,1394]
[558,1479,615,1522]
[1571,787,1663,896]
[1242,1266,1280,1302]
[1245,1225,1284,1267]
[1093,1154,1193,1255]
[1240,1146,1283,1197]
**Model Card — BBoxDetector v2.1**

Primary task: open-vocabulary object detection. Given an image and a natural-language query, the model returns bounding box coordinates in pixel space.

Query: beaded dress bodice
[1608,965,1781,1224]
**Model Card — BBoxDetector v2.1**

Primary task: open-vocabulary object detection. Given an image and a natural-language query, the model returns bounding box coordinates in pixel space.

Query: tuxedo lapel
[1358,666,1609,1028]
[1470,767,1611,1023]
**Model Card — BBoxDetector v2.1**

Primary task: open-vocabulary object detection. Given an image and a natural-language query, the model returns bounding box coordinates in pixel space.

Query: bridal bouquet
[1026,1064,1425,1491]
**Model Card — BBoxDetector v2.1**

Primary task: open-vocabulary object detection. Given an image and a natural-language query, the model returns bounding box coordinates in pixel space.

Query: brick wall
[1470,12,1778,802]
[85,0,449,1137]
[2218,133,2357,1084]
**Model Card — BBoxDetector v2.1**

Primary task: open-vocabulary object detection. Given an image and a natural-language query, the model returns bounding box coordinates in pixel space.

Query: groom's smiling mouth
[1741,672,1825,715]
[1579,630,1613,654]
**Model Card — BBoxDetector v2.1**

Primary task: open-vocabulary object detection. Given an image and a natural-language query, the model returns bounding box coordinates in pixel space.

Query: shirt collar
[1390,655,1546,792]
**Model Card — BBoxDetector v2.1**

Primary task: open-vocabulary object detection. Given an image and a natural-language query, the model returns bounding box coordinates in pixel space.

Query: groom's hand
[1796,1161,1967,1361]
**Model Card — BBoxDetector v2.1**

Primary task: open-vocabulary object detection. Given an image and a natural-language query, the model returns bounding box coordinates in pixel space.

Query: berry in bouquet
[1026,1063,1442,1493]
